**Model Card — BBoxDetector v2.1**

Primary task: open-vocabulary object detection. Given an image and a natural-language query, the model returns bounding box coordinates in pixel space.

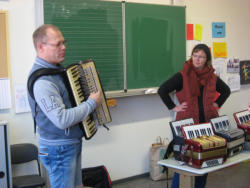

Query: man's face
[39,28,66,65]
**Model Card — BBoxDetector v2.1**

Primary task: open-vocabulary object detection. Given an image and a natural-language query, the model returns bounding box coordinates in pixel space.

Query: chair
[10,143,46,188]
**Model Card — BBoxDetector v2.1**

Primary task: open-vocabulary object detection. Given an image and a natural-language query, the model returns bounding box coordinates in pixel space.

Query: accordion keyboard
[66,60,111,139]
[170,118,194,137]
[66,65,97,139]
[182,123,214,139]
[210,115,244,137]
[235,110,250,126]
[79,61,112,125]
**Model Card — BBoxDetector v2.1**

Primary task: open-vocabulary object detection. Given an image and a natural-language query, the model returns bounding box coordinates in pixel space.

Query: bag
[82,165,112,188]
[149,136,174,181]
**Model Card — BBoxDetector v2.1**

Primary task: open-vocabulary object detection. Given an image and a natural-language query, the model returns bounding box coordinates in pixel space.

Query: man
[28,24,102,188]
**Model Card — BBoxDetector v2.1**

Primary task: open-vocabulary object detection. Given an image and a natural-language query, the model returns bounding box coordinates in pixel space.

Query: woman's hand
[173,102,188,112]
[213,102,219,110]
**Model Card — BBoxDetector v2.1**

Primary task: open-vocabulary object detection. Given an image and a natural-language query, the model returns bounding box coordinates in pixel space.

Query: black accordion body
[169,118,194,161]
[210,115,245,157]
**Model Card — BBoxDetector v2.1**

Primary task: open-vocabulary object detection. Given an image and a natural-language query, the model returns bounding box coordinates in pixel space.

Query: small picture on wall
[240,60,250,85]
[227,58,240,73]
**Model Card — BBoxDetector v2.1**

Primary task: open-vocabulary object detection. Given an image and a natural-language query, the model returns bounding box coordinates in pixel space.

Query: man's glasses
[43,40,66,48]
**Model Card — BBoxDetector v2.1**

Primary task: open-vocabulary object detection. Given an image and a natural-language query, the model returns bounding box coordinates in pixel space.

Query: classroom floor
[112,162,250,188]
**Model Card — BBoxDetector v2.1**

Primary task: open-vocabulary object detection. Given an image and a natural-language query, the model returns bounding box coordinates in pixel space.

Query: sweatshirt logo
[41,95,60,112]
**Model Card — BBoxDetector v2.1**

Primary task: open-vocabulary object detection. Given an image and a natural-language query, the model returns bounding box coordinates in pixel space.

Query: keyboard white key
[182,123,214,139]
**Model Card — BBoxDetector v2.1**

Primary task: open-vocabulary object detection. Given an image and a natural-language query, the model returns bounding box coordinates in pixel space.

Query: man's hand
[89,91,102,106]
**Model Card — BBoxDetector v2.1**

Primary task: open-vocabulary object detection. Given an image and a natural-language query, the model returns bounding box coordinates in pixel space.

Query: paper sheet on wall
[212,22,226,38]
[194,24,203,41]
[213,58,227,81]
[226,74,240,92]
[14,84,31,113]
[227,58,240,73]
[186,24,194,40]
[0,78,11,109]
[213,42,228,58]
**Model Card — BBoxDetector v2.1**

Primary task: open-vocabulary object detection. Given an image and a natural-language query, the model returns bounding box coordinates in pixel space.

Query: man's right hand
[89,91,102,106]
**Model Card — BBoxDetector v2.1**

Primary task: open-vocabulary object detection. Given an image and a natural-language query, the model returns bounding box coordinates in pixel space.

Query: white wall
[0,0,249,181]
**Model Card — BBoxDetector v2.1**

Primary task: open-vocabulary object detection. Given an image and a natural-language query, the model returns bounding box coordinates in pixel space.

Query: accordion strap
[27,68,65,133]
[27,68,65,100]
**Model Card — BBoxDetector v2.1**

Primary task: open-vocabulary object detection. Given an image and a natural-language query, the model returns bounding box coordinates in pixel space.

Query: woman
[158,44,231,188]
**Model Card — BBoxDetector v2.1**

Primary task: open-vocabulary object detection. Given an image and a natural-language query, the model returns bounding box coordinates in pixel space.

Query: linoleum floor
[112,162,250,188]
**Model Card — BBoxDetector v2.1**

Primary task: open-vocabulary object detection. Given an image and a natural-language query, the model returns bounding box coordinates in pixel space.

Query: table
[158,151,250,188]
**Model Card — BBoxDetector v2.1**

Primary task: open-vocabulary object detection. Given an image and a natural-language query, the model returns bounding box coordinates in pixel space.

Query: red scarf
[182,60,215,97]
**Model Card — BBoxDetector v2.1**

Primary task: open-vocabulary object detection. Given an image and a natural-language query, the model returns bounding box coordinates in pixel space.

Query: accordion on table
[170,119,227,168]
[65,60,112,139]
[210,115,245,157]
[169,118,194,161]
[233,109,250,141]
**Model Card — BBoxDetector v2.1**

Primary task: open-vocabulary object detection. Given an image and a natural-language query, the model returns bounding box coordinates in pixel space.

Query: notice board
[0,11,9,78]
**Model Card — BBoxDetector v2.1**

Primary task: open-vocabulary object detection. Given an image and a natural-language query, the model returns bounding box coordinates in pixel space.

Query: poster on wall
[186,23,194,40]
[212,22,226,38]
[194,24,203,41]
[240,60,250,85]
[213,42,228,58]
[213,58,226,80]
[0,78,11,109]
[14,84,31,113]
[227,58,240,73]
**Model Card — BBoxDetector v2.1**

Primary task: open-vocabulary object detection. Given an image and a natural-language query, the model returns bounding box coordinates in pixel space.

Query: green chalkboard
[126,3,186,89]
[44,0,123,92]
[44,1,186,93]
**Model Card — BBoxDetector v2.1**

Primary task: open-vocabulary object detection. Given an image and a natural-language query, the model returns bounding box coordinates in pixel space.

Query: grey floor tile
[113,162,250,188]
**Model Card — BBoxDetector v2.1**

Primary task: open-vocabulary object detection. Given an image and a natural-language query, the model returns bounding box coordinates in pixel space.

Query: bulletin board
[0,11,9,78]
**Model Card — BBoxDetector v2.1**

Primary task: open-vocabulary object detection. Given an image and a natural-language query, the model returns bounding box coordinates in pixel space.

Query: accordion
[28,59,112,140]
[170,119,227,168]
[233,109,250,141]
[169,118,194,161]
[65,60,112,139]
[210,115,244,157]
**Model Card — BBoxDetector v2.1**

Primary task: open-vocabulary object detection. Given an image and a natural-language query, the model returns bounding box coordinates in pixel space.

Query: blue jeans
[171,172,208,188]
[39,142,82,188]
